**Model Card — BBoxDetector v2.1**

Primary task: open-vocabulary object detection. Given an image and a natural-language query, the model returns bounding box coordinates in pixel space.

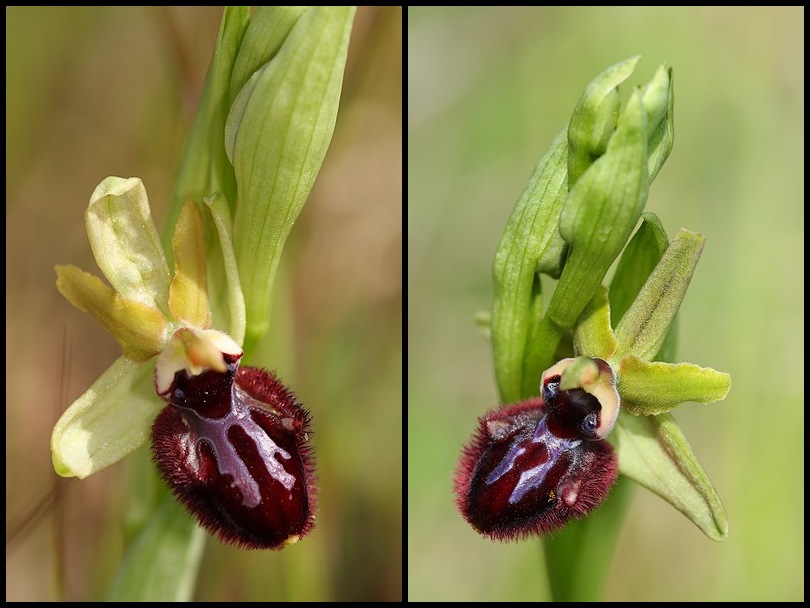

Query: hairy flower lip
[150,322,316,549]
[456,353,623,542]
[455,396,617,541]
[152,363,316,550]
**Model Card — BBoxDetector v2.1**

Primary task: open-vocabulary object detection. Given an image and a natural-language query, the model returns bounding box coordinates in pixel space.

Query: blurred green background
[409,6,802,602]
[6,6,402,602]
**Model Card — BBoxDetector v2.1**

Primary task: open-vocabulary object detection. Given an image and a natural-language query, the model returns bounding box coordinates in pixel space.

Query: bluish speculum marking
[179,383,295,508]
[485,417,580,504]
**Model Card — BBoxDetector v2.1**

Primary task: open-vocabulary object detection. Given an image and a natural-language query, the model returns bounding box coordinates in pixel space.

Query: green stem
[542,475,634,601]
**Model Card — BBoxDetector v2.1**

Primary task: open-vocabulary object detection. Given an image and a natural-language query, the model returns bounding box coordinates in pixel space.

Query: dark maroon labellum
[454,372,617,541]
[151,353,316,549]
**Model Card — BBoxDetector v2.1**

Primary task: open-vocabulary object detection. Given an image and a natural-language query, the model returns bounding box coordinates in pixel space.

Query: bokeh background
[409,6,802,602]
[6,6,402,602]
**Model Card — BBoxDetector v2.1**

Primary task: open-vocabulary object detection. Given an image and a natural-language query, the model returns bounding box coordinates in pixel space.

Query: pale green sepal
[573,286,617,360]
[228,6,356,350]
[567,55,639,186]
[551,89,649,331]
[50,356,161,478]
[612,229,704,363]
[106,491,206,601]
[611,412,729,541]
[85,177,171,315]
[204,192,246,345]
[618,355,731,415]
[609,211,669,326]
[654,314,678,363]
[55,264,169,361]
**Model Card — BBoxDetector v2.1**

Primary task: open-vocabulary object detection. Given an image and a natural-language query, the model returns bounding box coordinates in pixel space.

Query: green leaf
[618,355,731,415]
[165,6,250,247]
[50,356,161,478]
[609,211,669,326]
[549,88,649,332]
[612,229,704,363]
[228,6,356,351]
[204,192,246,346]
[567,55,639,186]
[491,129,568,402]
[229,6,309,102]
[106,491,206,601]
[611,412,728,541]
[85,177,172,316]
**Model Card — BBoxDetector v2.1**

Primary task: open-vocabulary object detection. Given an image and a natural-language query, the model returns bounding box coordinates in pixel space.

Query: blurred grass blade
[228,7,356,351]
[491,129,567,402]
[50,356,160,478]
[612,412,728,541]
[618,355,731,415]
[106,491,206,601]
[473,310,492,340]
